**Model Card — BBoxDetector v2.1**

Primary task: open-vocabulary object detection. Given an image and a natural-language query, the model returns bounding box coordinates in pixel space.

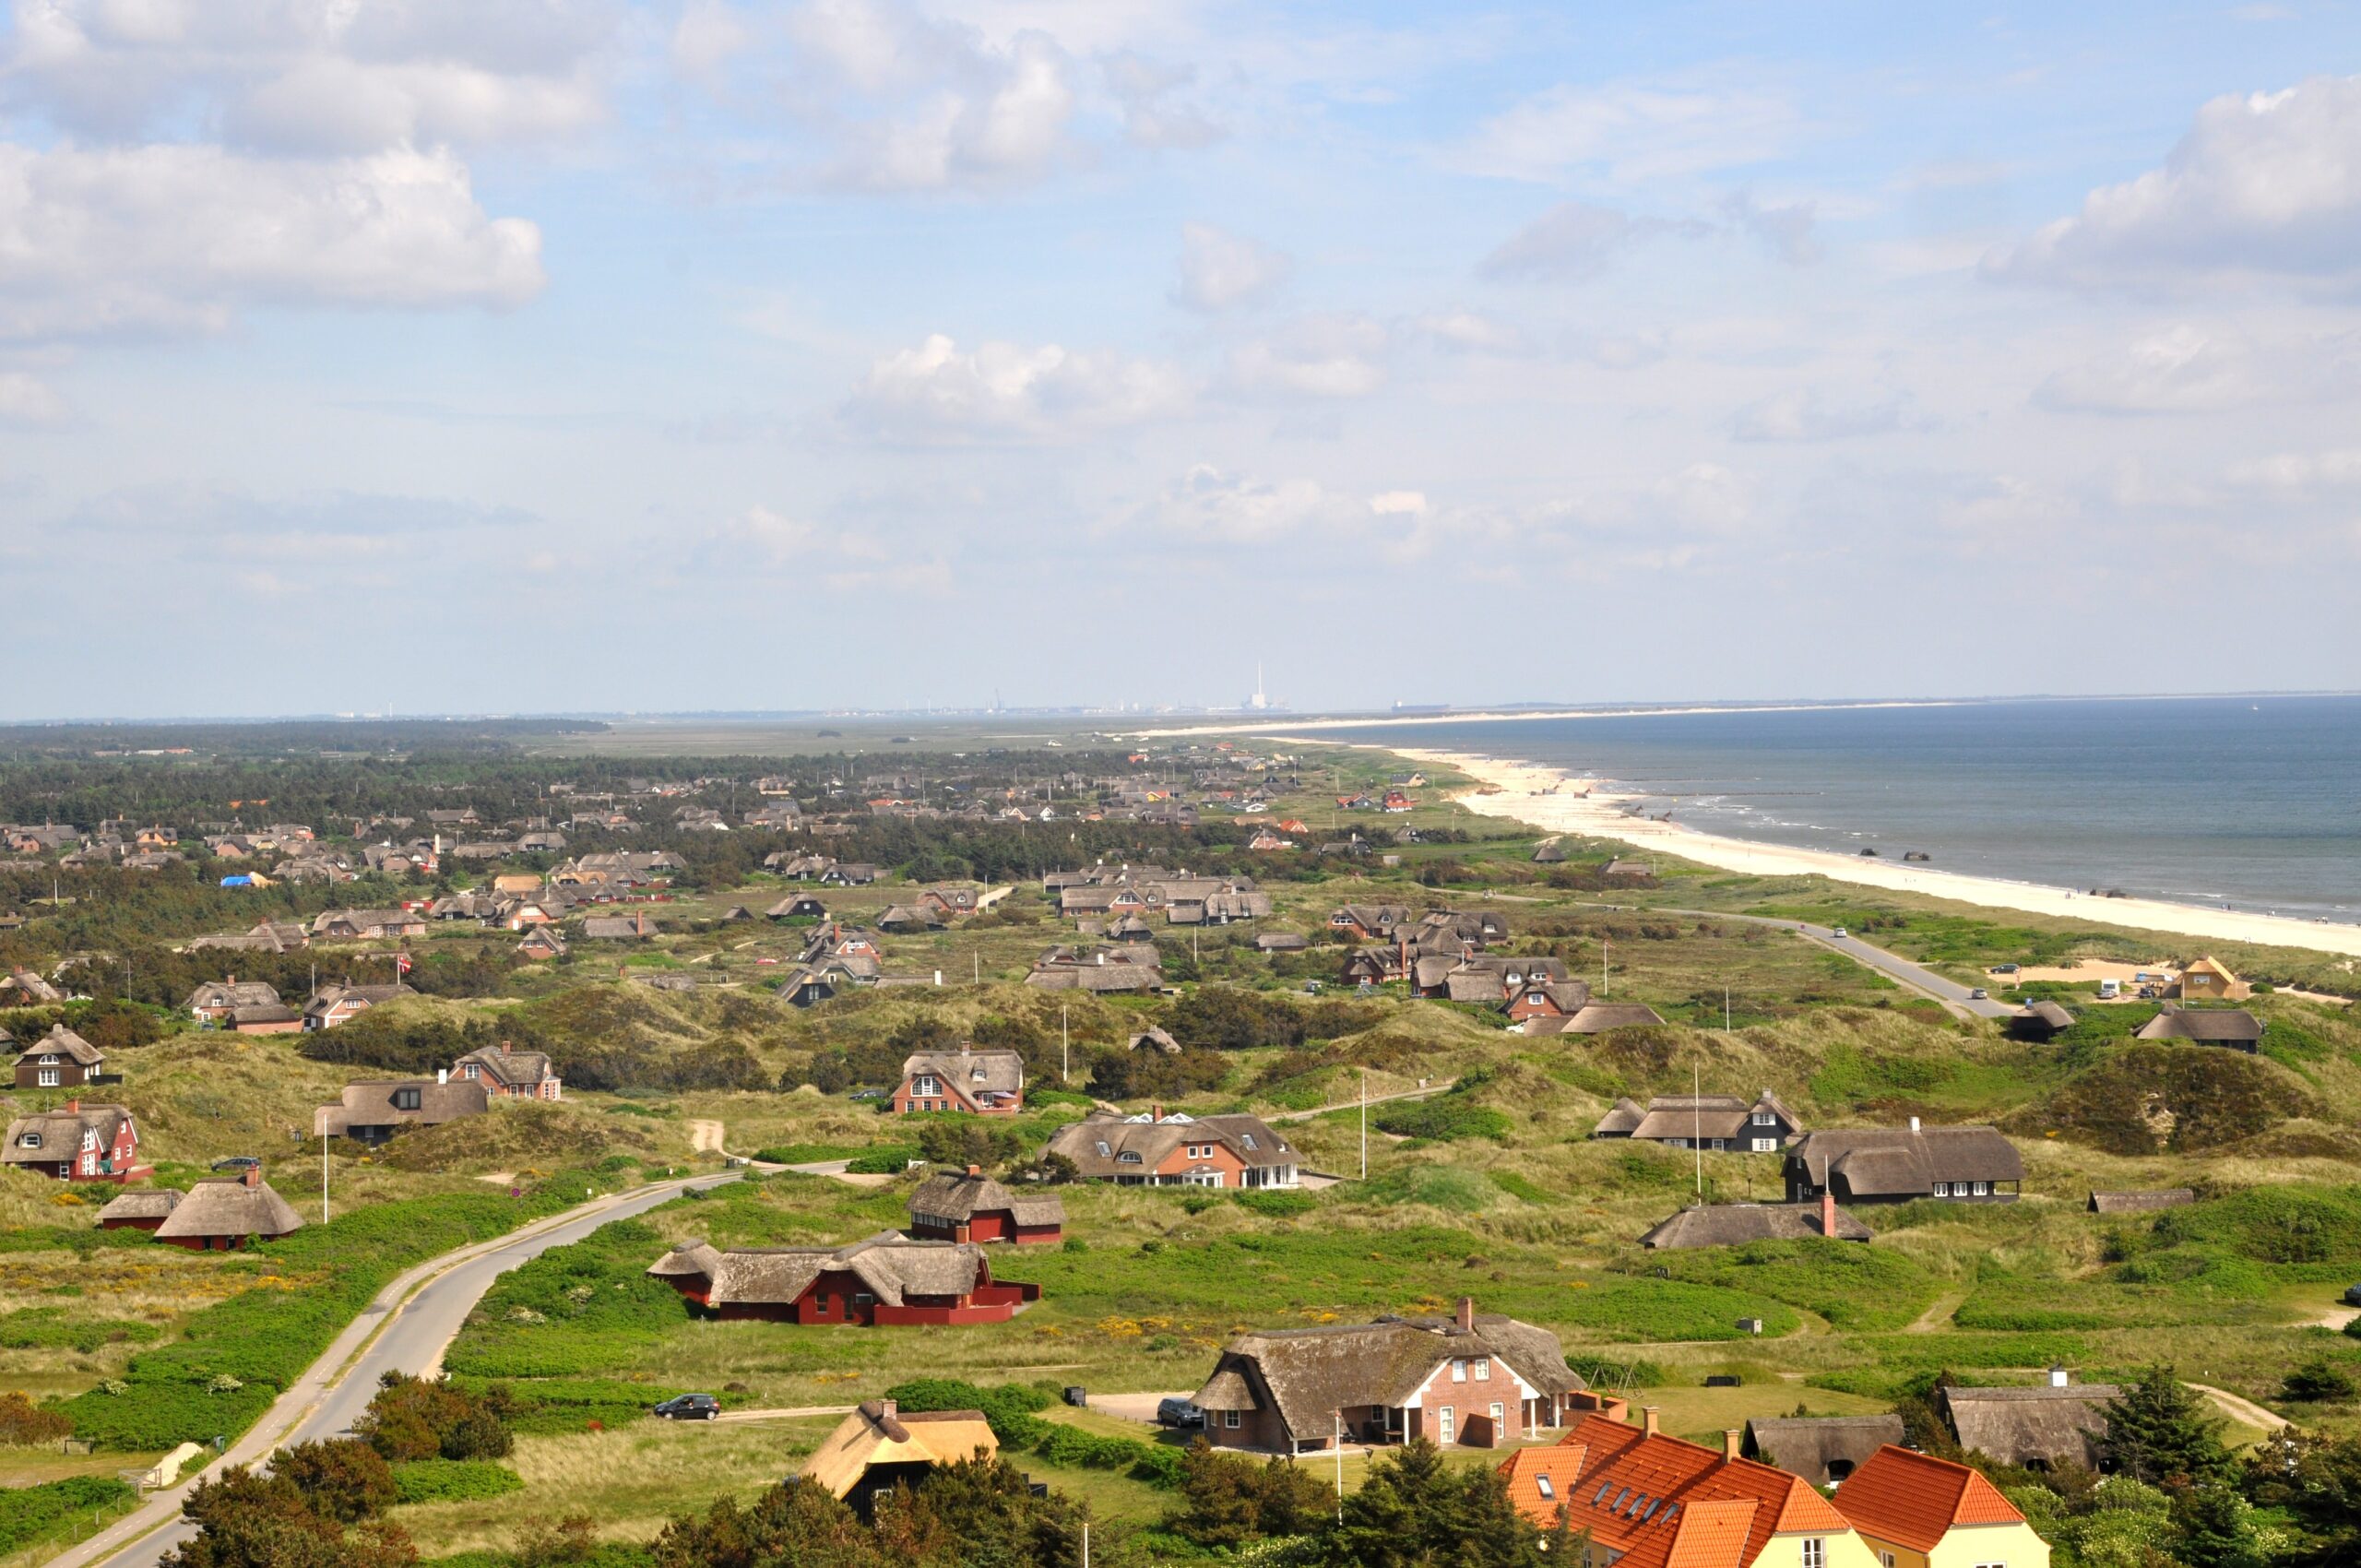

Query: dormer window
[1752,1110,1774,1125]
[914,1075,939,1097]
[18,1132,39,1149]
[1095,1141,1111,1157]
[1240,1134,1257,1150]
[1118,1151,1143,1163]
[394,1087,422,1111]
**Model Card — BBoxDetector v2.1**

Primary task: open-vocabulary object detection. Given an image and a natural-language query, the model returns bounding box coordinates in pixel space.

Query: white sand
[1267,736,2361,961]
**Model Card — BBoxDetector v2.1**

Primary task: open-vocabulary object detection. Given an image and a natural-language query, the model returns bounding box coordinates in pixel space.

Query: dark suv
[1156,1397,1204,1428]
[654,1394,721,1421]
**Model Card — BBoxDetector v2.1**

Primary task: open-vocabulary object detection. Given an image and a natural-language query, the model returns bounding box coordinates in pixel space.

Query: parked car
[2343,1283,2361,1307]
[1156,1397,1204,1428]
[654,1394,720,1421]
[1990,963,2021,974]
[848,1088,884,1101]
[1968,988,1988,1001]
[211,1156,261,1172]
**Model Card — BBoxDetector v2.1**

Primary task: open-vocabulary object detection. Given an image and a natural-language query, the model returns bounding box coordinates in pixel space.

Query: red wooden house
[892,1046,1024,1115]
[907,1166,1064,1244]
[647,1232,1039,1324]
[2,1101,148,1182]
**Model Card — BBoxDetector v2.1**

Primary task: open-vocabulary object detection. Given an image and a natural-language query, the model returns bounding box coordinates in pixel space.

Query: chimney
[1723,1430,1741,1461]
[2049,1365,2070,1388]
[1097,950,1106,965]
[1907,1115,1921,1134]
[1455,1296,1475,1333]
[227,973,235,985]
[1820,1190,1837,1238]
[1642,1407,1660,1437]
[933,970,943,986]
[65,1099,78,1114]
[960,1040,971,1056]
[242,1165,260,1188]
[967,1163,981,1177]
[879,1397,896,1420]
[1150,1102,1163,1123]
[501,1039,512,1056]
[437,1068,448,1085]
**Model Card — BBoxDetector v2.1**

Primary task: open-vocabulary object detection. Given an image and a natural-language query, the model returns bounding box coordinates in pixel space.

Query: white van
[2097,978,2121,1000]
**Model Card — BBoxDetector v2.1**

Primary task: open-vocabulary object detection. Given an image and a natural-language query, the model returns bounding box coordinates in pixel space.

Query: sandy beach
[1268,736,2361,962]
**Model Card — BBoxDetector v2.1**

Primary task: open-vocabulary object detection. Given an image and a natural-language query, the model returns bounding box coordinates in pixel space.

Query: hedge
[392,1459,527,1505]
[0,1475,136,1554]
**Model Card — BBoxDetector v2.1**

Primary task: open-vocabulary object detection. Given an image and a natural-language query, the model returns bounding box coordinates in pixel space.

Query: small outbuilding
[97,1188,182,1231]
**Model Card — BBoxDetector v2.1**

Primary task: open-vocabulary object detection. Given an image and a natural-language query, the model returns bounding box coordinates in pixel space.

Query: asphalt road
[63,1170,743,1568]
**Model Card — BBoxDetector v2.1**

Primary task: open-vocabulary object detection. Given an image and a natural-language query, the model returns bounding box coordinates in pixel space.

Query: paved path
[60,1171,743,1568]
[713,1404,858,1425]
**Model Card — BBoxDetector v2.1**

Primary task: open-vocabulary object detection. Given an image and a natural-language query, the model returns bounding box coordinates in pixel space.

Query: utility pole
[1360,1068,1368,1179]
[1602,937,1609,1000]
[1335,1411,1345,1522]
[1725,987,1730,1032]
[1061,1006,1069,1083]
[1693,1061,1703,1199]
[323,1127,331,1226]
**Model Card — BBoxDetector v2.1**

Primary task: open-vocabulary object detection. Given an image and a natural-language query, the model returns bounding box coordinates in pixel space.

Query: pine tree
[2101,1366,2233,1487]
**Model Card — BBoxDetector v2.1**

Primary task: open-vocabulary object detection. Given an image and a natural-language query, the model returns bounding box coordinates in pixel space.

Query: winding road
[57,1170,745,1568]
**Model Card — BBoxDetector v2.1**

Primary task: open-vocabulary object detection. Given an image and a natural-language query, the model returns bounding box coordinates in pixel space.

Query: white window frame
[1451,1359,1466,1383]
[1489,1400,1504,1431]
[1475,1358,1490,1381]
[1751,1137,1776,1153]
[1973,1181,1991,1196]
[1801,1539,1825,1568]
[914,1075,939,1097]
[1536,1474,1554,1500]
[1436,1407,1454,1444]
[38,1068,57,1087]
[1752,1111,1775,1125]
[1224,1409,1240,1430]
[1932,1182,1951,1197]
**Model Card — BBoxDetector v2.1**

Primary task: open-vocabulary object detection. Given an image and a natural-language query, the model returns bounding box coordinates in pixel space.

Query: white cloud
[1228,315,1388,398]
[1170,222,1288,313]
[1414,310,1530,355]
[1651,462,1754,533]
[1464,75,1799,184]
[0,143,544,339]
[1731,386,1909,442]
[0,373,68,425]
[844,332,1191,440]
[2225,448,2361,493]
[671,0,752,84]
[5,0,614,155]
[2033,324,2361,413]
[784,0,1081,192]
[1369,490,1429,517]
[1987,74,2361,290]
[1480,201,1704,282]
[1103,52,1223,148]
[1142,464,1363,541]
[1723,189,1820,264]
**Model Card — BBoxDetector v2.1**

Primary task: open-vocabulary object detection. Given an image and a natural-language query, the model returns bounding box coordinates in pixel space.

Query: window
[1710,1138,1728,1152]
[1752,1111,1775,1125]
[1452,1359,1467,1382]
[393,1087,422,1111]
[1437,1407,1454,1443]
[1611,1489,1632,1513]
[1489,1401,1504,1431]
[1752,1138,1776,1153]
[1536,1475,1555,1500]
[81,1128,97,1150]
[1118,1151,1143,1164]
[1932,1182,1952,1197]
[18,1133,37,1149]
[1224,1409,1240,1430]
[1879,1555,1897,1568]
[1094,1141,1111,1157]
[1973,1181,1991,1196]
[37,1068,57,1087]
[1240,1134,1257,1150]
[1475,1358,1490,1381]
[1801,1540,1825,1568]
[914,1075,939,1097]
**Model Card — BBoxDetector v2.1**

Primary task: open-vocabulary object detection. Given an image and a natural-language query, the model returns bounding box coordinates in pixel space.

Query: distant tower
[1249,663,1268,711]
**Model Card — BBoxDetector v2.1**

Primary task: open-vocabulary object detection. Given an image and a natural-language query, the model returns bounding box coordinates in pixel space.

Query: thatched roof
[1639,1203,1872,1249]
[4,1104,133,1167]
[801,1401,997,1500]
[1940,1384,2117,1469]
[16,1025,104,1066]
[1628,1092,1799,1143]
[1786,1126,2023,1198]
[97,1188,182,1223]
[1592,1098,1646,1137]
[647,1232,997,1307]
[1744,1414,1904,1485]
[908,1170,1064,1229]
[2016,1001,2075,1031]
[154,1175,303,1241]
[1190,1310,1583,1445]
[2088,1189,2195,1214]
[316,1079,488,1137]
[2136,1007,2263,1046]
[1531,1003,1667,1035]
[1045,1111,1292,1179]
[902,1049,1023,1097]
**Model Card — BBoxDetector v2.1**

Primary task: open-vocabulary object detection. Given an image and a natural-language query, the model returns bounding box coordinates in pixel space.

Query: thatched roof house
[96,1188,182,1231]
[1638,1201,1872,1250]
[907,1167,1064,1244]
[801,1399,997,1520]
[153,1170,303,1250]
[1743,1413,1904,1485]
[2135,1006,2263,1051]
[2010,1001,2075,1040]
[1785,1123,2024,1205]
[1525,1003,1667,1036]
[1939,1377,2118,1470]
[2087,1189,2195,1215]
[647,1232,1037,1324]
[1592,1098,1646,1137]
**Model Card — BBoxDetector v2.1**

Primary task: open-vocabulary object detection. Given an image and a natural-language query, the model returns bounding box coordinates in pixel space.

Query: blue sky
[4,1,2360,717]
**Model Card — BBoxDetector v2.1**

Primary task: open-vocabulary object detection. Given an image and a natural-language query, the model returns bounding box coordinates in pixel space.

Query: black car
[654,1394,721,1421]
[2343,1283,2361,1308]
[211,1156,261,1172]
[1156,1397,1204,1428]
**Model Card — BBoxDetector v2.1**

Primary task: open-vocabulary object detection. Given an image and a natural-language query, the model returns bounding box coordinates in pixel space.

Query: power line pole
[1359,1068,1368,1180]
[1061,1006,1069,1083]
[1693,1061,1703,1199]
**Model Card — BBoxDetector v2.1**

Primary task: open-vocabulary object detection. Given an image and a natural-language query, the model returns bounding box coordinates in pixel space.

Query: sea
[1374,695,2361,928]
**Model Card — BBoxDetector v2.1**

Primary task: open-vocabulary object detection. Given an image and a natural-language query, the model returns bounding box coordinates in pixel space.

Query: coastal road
[59,1170,748,1568]
[1554,900,2012,1020]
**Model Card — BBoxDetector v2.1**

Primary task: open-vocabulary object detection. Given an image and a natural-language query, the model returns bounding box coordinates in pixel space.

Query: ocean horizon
[1372,694,2361,928]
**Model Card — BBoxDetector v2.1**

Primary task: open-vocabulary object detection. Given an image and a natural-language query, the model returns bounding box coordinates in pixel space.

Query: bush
[275,1440,397,1522]
[2283,1360,2360,1403]
[391,1458,527,1504]
[0,1389,71,1445]
[0,1475,135,1553]
[358,1373,515,1462]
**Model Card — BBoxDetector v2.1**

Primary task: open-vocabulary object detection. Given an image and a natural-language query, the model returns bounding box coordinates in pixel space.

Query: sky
[4,1,2361,718]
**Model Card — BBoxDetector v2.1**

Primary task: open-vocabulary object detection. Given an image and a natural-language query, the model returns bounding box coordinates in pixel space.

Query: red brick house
[455,1042,563,1100]
[184,978,287,1025]
[1329,904,1411,943]
[14,1026,108,1088]
[1044,1108,1299,1190]
[153,1168,304,1251]
[303,982,416,1030]
[908,1166,1064,1244]
[1496,1409,1868,1568]
[893,1046,1024,1115]
[2,1101,148,1182]
[1191,1298,1587,1454]
[646,1232,1040,1324]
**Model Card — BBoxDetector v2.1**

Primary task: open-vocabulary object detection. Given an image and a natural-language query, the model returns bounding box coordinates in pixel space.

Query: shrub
[391,1458,527,1504]
[275,1440,397,1523]
[359,1373,515,1462]
[2283,1360,2360,1403]
[0,1390,71,1445]
[0,1476,135,1554]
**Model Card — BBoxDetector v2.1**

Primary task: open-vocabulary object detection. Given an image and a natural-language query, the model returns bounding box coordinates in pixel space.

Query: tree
[2168,1482,2265,1568]
[274,1441,396,1524]
[1171,1440,1331,1547]
[164,1467,416,1568]
[2283,1360,2360,1404]
[1315,1440,1544,1568]
[2101,1366,2234,1487]
[2244,1426,2361,1552]
[356,1373,513,1465]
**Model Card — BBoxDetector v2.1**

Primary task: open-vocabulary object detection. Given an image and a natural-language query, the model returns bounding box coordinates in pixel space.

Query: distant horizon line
[0,689,2356,730]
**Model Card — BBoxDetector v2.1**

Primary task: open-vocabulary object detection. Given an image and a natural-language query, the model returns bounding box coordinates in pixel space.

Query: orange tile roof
[1833,1444,2026,1553]
[1499,1415,1857,1568]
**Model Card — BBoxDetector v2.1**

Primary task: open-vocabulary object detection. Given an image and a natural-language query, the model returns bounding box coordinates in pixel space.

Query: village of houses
[0,738,2348,1567]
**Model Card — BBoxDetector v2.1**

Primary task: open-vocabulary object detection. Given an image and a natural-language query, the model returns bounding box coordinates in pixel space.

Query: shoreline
[1267,735,2361,961]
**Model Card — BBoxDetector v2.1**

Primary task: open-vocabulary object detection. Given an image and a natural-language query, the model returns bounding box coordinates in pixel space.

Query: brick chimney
[1150,1102,1163,1122]
[879,1397,896,1420]
[242,1165,260,1188]
[1722,1430,1740,1460]
[967,1163,981,1177]
[1642,1407,1660,1436]
[501,1039,512,1055]
[1820,1189,1838,1238]
[65,1099,78,1114]
[1455,1296,1475,1332]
